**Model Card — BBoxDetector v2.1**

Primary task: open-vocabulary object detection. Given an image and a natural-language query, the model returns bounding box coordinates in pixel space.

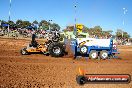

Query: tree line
[63,25,130,40]
[0,19,130,40]
[0,20,60,30]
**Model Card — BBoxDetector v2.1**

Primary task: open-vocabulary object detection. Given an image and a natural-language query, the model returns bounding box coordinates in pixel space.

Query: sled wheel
[21,48,28,55]
[89,50,98,59]
[100,50,108,59]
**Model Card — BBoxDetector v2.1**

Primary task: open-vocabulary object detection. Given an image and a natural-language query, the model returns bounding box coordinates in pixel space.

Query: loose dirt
[0,38,132,88]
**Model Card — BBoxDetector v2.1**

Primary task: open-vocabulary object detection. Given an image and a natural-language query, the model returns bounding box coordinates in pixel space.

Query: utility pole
[8,0,11,37]
[122,8,128,44]
[74,3,77,24]
[74,0,78,37]
[122,8,128,38]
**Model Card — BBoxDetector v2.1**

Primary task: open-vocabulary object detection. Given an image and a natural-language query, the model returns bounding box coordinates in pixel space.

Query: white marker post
[48,20,52,32]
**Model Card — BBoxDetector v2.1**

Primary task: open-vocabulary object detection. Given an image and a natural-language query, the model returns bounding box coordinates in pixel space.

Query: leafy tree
[94,26,102,32]
[33,20,38,24]
[0,20,1,25]
[102,31,111,38]
[88,28,93,35]
[102,30,113,38]
[116,29,123,39]
[116,29,130,39]
[82,26,89,33]
[1,20,7,24]
[8,20,15,25]
[16,19,23,28]
[51,23,60,30]
[66,26,74,31]
[22,21,31,28]
[123,32,130,39]
[39,20,49,30]
[8,20,15,28]
[90,26,102,37]
[0,20,2,28]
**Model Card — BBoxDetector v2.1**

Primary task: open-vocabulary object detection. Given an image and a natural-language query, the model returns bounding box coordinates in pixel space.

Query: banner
[76,24,83,33]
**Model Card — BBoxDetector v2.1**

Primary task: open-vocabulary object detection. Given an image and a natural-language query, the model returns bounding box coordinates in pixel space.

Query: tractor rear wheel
[48,42,65,57]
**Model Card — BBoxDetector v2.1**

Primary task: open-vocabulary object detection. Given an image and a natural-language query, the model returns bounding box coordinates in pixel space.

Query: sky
[0,0,132,36]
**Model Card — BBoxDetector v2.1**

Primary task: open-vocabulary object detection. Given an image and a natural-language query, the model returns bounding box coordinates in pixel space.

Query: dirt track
[0,38,132,88]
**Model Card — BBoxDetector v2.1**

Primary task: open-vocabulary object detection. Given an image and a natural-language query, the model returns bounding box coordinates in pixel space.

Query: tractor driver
[31,33,38,47]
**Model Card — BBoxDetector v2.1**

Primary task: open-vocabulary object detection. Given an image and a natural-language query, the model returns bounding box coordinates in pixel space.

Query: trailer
[70,38,119,59]
[69,24,119,59]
